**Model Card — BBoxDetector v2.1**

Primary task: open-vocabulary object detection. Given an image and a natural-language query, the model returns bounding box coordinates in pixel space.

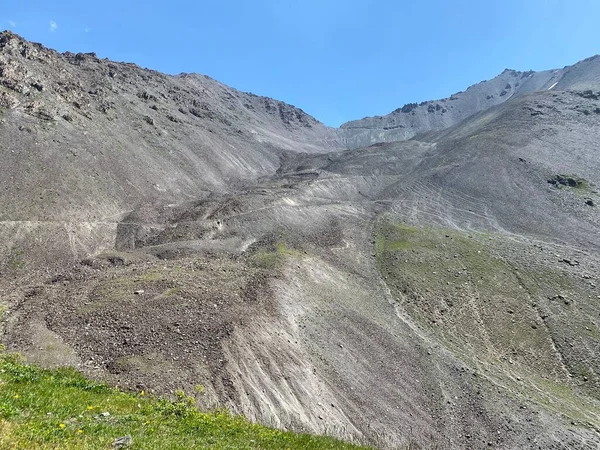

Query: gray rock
[112,435,132,448]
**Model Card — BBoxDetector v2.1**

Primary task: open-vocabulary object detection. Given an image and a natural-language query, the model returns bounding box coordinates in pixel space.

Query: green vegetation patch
[523,376,600,427]
[547,174,591,190]
[374,220,600,422]
[8,248,26,270]
[375,221,571,375]
[375,223,422,253]
[251,242,305,270]
[0,350,370,450]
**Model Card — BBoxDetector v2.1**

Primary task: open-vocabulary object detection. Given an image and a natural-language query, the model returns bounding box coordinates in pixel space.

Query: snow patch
[548,82,558,90]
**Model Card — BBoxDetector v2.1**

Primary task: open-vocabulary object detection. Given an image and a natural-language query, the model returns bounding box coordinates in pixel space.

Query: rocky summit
[1,30,600,449]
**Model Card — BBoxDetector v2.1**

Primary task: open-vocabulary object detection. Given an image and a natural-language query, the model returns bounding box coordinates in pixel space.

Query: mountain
[0,30,343,265]
[1,31,600,449]
[340,55,600,148]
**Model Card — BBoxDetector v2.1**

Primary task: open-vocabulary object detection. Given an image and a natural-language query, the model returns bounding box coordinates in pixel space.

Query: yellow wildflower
[77,429,83,434]
[58,424,66,429]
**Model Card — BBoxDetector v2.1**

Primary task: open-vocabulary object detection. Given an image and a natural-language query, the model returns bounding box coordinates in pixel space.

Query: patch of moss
[137,271,162,282]
[252,242,305,270]
[8,248,26,270]
[375,223,437,254]
[163,287,181,297]
[114,354,174,375]
[78,273,163,314]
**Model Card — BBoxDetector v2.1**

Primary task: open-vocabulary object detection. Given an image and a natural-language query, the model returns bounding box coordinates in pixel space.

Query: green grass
[0,351,371,450]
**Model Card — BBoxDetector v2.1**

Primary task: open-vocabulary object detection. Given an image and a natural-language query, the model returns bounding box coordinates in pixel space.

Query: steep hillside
[0,30,343,266]
[340,55,600,148]
[0,32,342,221]
[1,32,600,449]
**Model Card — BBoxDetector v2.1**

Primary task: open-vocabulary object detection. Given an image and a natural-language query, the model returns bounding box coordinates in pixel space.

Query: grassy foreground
[0,351,370,450]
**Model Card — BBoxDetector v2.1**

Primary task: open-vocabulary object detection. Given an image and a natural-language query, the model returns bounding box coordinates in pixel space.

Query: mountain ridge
[4,29,600,148]
[340,54,600,148]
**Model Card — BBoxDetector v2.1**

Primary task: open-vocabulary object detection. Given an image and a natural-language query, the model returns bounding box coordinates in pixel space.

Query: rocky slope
[1,31,600,449]
[340,55,600,148]
[0,30,344,266]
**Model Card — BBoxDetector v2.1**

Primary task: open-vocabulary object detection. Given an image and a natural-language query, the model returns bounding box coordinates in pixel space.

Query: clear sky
[2,1,599,126]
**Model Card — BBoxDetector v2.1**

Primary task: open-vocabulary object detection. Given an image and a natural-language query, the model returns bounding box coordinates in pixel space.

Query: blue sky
[2,1,599,126]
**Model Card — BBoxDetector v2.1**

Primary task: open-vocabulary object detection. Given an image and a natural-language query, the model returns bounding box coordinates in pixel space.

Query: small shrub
[547,174,590,190]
